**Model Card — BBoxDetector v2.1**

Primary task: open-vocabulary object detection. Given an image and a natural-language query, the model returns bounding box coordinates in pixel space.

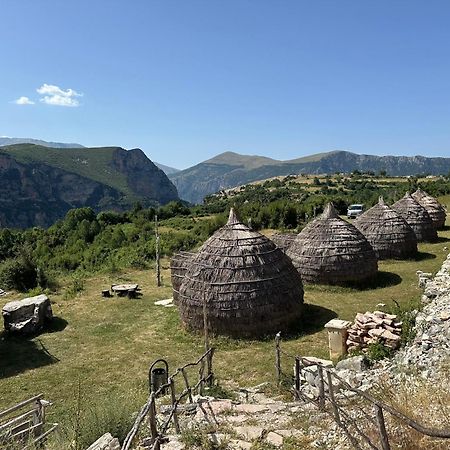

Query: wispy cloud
[12,96,35,105]
[37,83,83,107]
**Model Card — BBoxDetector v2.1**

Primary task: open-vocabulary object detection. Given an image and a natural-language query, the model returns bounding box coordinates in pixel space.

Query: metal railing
[122,347,214,450]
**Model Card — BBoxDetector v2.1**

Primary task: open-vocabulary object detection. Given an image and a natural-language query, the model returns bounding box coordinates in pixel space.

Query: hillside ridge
[170,150,450,203]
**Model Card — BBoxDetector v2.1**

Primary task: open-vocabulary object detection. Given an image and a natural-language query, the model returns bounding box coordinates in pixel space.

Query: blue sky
[1,0,450,168]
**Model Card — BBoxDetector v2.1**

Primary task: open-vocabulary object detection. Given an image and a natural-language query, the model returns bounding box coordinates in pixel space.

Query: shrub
[0,257,43,291]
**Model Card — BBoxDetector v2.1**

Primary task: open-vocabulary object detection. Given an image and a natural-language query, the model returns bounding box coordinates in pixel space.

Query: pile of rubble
[346,310,402,353]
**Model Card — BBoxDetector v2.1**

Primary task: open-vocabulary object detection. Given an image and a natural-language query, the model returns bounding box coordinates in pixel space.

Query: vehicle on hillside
[347,204,365,218]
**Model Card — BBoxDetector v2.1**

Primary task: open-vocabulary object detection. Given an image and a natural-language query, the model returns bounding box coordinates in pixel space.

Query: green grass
[0,144,133,196]
[0,213,449,446]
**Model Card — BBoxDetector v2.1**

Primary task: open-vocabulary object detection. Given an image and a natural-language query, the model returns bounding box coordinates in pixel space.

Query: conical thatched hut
[354,197,417,260]
[391,192,437,242]
[178,209,304,338]
[412,189,446,230]
[170,251,195,305]
[286,203,378,285]
[270,232,297,253]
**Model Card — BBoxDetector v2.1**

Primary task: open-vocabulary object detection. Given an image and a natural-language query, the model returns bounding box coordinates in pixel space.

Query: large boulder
[2,294,53,334]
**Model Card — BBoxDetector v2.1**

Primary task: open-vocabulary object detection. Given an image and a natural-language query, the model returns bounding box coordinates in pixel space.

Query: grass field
[0,203,449,446]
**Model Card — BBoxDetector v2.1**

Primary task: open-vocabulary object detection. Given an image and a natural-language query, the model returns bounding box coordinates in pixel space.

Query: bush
[0,257,44,291]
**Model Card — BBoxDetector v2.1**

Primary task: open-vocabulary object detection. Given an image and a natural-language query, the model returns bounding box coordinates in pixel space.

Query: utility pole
[155,215,161,287]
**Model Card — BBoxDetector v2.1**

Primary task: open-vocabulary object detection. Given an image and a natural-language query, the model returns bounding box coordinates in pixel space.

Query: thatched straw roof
[270,232,297,253]
[391,192,437,242]
[286,203,378,285]
[412,189,446,230]
[178,208,304,338]
[354,197,417,260]
[170,251,195,305]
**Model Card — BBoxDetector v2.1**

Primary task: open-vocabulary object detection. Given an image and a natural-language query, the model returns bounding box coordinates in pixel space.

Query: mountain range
[0,144,178,228]
[0,137,180,176]
[169,150,450,203]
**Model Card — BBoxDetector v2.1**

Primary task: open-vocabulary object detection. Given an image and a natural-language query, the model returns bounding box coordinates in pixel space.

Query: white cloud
[37,83,83,107]
[13,96,35,105]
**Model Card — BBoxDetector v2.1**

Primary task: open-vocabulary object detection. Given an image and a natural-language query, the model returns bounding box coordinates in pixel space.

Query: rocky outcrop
[2,294,53,334]
[0,145,179,228]
[86,433,120,450]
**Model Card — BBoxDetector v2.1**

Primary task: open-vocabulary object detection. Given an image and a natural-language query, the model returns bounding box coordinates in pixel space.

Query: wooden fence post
[275,333,282,385]
[199,358,205,395]
[207,348,215,387]
[155,215,161,287]
[317,365,325,411]
[294,357,301,399]
[181,368,193,403]
[326,371,341,424]
[169,378,181,433]
[148,394,158,441]
[374,405,391,450]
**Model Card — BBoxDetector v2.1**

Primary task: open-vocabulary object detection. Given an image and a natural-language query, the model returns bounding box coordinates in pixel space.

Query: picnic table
[110,284,140,298]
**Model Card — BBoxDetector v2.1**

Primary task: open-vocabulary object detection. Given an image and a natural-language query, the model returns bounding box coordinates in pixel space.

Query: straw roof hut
[170,251,195,305]
[391,192,437,242]
[178,208,304,338]
[286,203,378,285]
[412,189,446,230]
[354,197,417,260]
[270,232,297,253]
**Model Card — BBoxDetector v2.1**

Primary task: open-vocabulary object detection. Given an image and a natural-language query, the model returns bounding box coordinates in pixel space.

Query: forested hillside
[0,144,179,228]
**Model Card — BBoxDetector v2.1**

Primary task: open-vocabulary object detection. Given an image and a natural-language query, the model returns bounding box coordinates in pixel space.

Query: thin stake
[169,378,180,433]
[155,215,161,287]
[149,394,158,440]
[294,358,301,400]
[275,332,282,385]
[317,365,325,411]
[375,405,391,450]
[326,371,341,424]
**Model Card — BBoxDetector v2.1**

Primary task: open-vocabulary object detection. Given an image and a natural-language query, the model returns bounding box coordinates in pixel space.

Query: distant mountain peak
[0,136,85,148]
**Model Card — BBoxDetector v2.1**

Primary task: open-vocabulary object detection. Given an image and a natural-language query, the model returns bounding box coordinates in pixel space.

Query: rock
[229,439,252,450]
[335,356,369,373]
[234,426,265,440]
[86,433,120,450]
[2,294,52,334]
[266,431,284,447]
[439,311,450,321]
[234,404,269,414]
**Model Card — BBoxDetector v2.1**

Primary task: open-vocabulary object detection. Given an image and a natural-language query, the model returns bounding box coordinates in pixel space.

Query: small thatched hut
[178,208,304,338]
[391,192,437,242]
[286,203,378,285]
[354,197,417,259]
[412,188,446,230]
[170,251,195,305]
[270,232,297,253]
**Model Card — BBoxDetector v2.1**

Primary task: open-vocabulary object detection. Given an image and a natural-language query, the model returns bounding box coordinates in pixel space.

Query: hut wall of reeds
[270,232,297,253]
[354,197,417,259]
[412,189,447,230]
[170,251,195,305]
[286,203,378,285]
[391,193,437,242]
[178,209,304,338]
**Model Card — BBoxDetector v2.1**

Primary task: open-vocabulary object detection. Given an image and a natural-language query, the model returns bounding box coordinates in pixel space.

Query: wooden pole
[181,368,193,403]
[374,405,391,450]
[199,358,205,396]
[206,348,215,388]
[275,333,282,385]
[148,394,158,441]
[155,215,161,287]
[326,371,341,424]
[169,378,180,433]
[294,358,301,400]
[317,365,325,411]
[203,298,209,353]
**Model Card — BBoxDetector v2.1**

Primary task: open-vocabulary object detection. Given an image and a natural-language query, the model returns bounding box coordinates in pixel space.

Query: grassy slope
[0,204,449,437]
[0,144,132,196]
